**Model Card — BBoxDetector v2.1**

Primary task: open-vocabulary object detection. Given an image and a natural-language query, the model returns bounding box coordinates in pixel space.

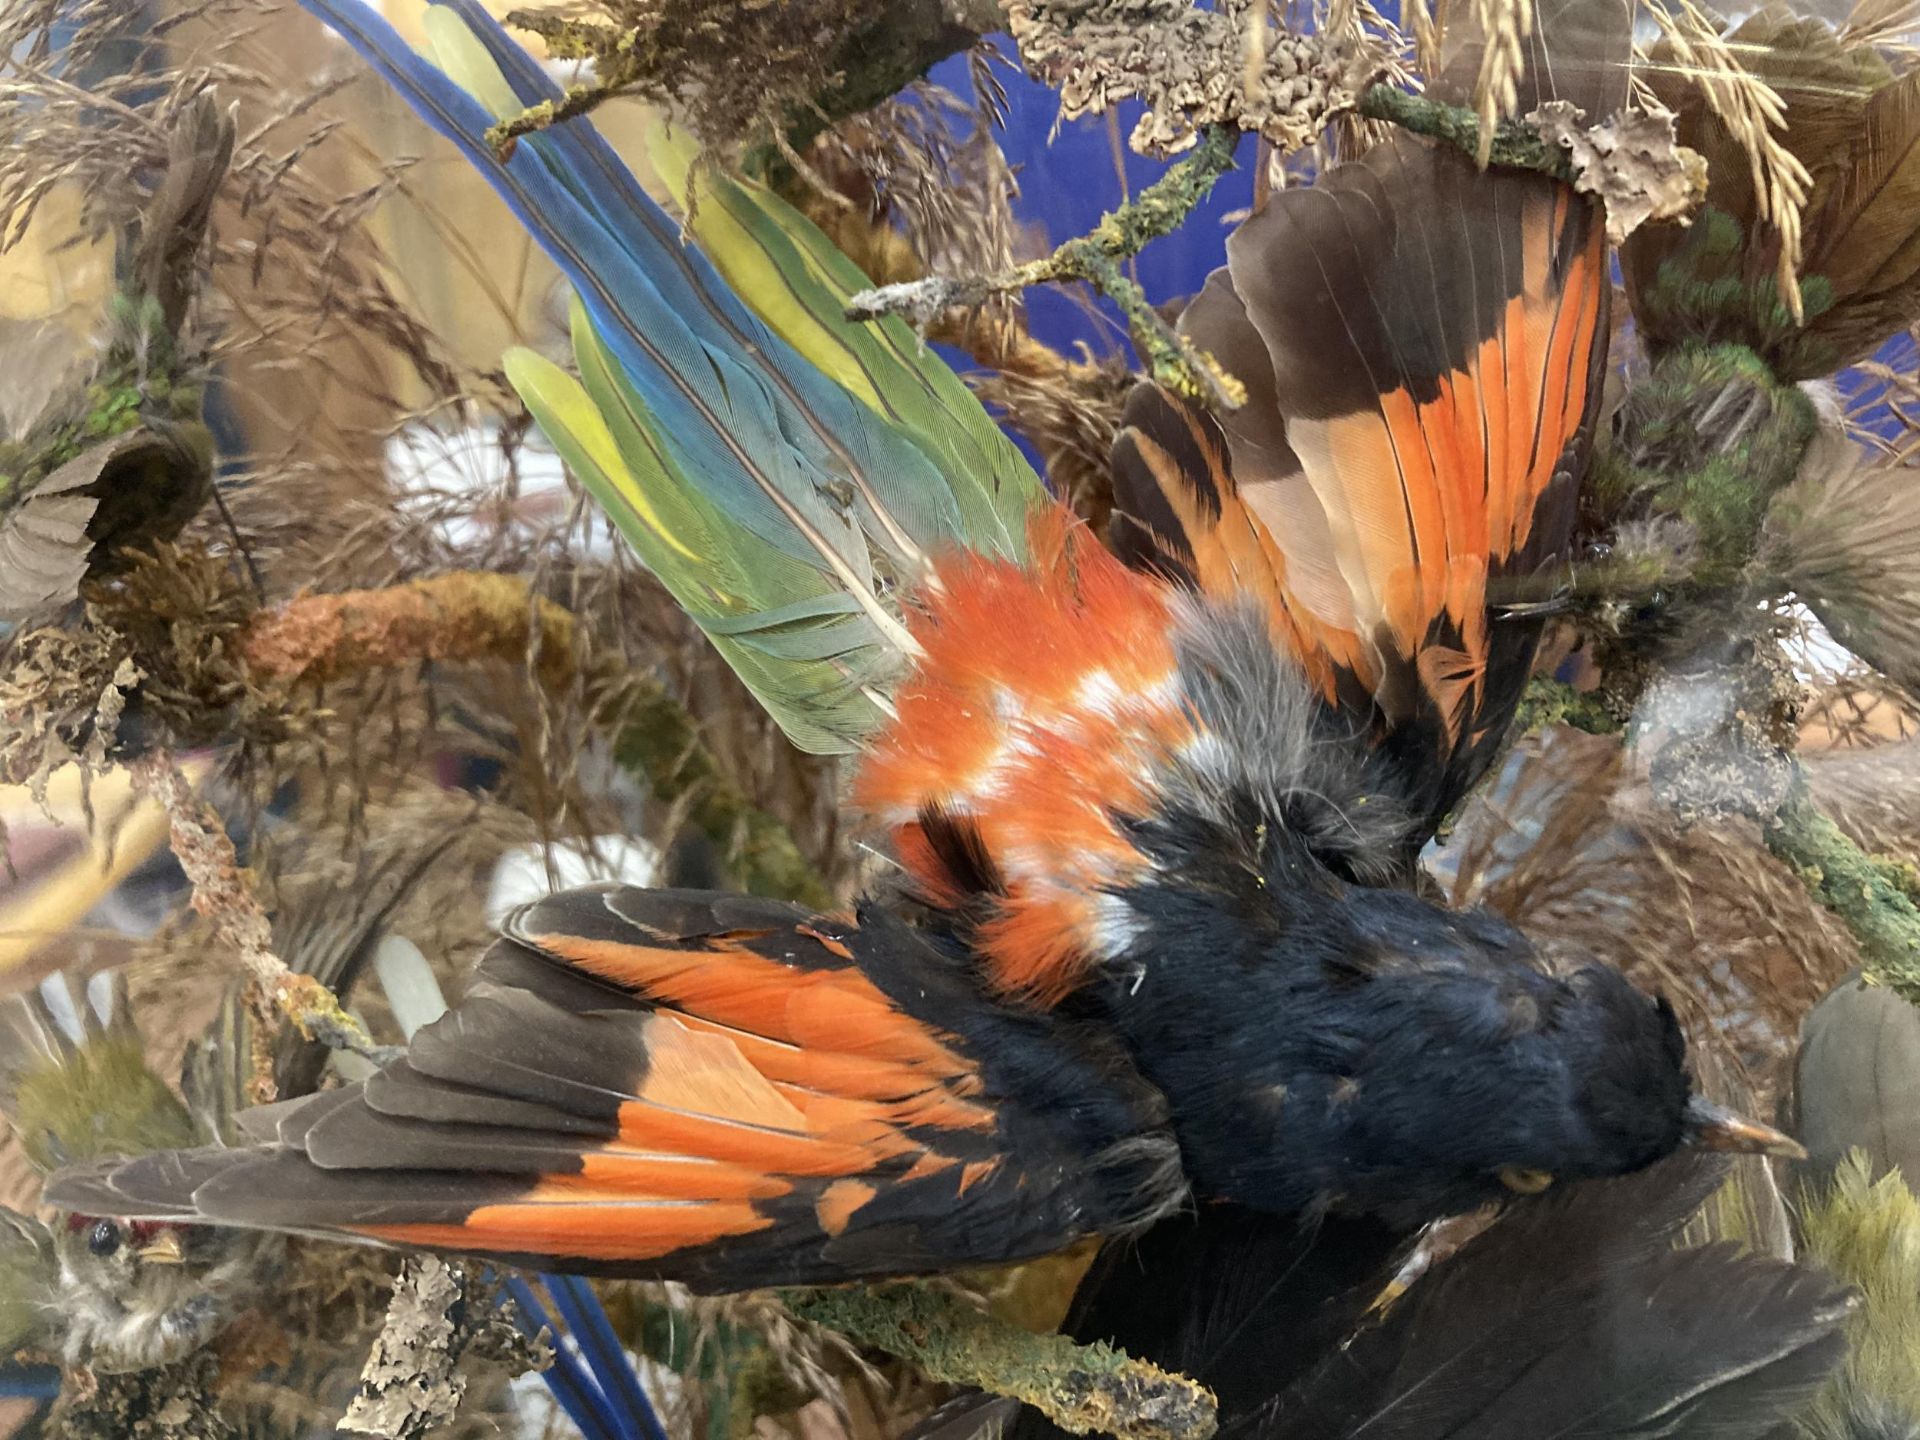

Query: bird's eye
[86,1219,123,1257]
[1498,1166,1554,1195]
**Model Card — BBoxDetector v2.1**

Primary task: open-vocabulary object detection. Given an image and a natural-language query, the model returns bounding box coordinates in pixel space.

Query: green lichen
[1633,207,1841,379]
[781,1283,1216,1440]
[1767,772,1920,1003]
[1355,84,1571,178]
[1603,342,1817,585]
[1515,677,1623,736]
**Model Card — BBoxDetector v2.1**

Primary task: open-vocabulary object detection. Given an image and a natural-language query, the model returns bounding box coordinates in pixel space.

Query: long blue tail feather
[433,0,1036,555]
[302,0,1047,751]
[301,0,959,572]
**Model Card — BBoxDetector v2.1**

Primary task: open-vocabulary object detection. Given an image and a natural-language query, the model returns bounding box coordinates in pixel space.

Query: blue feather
[298,0,961,574]
[503,1271,663,1440]
[547,1274,672,1440]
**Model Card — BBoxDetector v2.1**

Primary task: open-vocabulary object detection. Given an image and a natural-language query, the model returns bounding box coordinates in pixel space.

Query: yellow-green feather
[434,5,1025,750]
[12,1036,198,1173]
[1795,1152,1920,1439]
[643,121,1042,556]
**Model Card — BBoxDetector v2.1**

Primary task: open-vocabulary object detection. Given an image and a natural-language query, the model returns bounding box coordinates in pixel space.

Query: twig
[126,750,381,1071]
[1765,769,1920,1002]
[242,573,831,908]
[338,1256,547,1438]
[781,1284,1217,1440]
[1354,83,1575,178]
[847,126,1245,409]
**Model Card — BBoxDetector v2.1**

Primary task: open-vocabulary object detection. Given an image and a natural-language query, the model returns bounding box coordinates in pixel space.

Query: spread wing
[1111,0,1629,839]
[46,888,1183,1286]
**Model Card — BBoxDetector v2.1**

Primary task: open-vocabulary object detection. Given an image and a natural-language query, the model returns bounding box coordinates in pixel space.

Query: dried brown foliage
[0,0,850,889]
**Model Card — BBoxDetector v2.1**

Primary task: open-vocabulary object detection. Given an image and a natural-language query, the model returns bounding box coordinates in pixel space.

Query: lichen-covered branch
[338,1256,549,1438]
[49,1348,230,1440]
[126,750,380,1080]
[243,574,830,908]
[848,126,1245,408]
[1355,88,1704,243]
[485,0,998,158]
[1005,0,1356,158]
[339,1258,474,1438]
[1355,85,1575,178]
[781,1284,1216,1440]
[1766,771,1920,1002]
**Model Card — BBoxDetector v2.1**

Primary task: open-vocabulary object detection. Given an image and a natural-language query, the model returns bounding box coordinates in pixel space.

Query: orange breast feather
[855,508,1196,1003]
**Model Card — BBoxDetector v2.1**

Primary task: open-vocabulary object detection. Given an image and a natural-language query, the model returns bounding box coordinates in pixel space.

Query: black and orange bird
[48,0,1800,1283]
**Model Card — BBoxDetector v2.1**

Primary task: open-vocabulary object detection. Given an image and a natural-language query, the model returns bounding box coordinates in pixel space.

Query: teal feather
[301,0,1046,752]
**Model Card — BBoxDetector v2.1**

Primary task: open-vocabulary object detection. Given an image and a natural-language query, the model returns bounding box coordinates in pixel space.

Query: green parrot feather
[415,1,1046,754]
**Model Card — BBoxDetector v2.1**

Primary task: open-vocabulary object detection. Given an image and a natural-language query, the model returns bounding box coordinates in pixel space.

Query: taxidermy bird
[1258,1150,1853,1439]
[950,1151,1851,1440]
[1787,974,1920,1440]
[0,90,229,623]
[0,969,273,1375]
[49,0,1800,1283]
[0,840,443,1374]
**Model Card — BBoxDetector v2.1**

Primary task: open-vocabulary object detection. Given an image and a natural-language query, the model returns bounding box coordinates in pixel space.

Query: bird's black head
[1109,869,1795,1232]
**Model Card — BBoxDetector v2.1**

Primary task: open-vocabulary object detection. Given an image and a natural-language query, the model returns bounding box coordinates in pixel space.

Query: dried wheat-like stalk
[1469,0,1534,164]
[1642,0,1813,321]
[1840,0,1920,54]
[1403,0,1445,85]
[1324,0,1414,155]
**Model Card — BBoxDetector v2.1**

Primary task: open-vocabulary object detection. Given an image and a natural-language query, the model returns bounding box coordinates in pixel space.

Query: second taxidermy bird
[49,0,1796,1288]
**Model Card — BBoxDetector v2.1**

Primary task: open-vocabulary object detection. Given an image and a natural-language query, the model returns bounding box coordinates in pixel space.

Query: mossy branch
[485,0,996,159]
[781,1283,1216,1440]
[847,125,1245,409]
[242,573,830,908]
[1354,85,1575,179]
[1515,677,1626,737]
[1766,771,1920,1002]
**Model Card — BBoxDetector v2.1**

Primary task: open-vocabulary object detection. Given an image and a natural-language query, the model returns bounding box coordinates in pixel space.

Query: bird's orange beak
[136,1230,186,1265]
[1683,1095,1807,1159]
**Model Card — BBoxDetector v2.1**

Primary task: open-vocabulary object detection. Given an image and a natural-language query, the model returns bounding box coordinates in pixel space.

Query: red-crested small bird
[48,0,1797,1283]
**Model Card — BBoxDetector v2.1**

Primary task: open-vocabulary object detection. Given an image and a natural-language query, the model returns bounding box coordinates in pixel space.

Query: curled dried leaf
[1531,100,1708,244]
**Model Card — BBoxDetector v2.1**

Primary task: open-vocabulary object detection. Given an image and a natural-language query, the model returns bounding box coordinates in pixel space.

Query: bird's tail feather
[300,0,1046,754]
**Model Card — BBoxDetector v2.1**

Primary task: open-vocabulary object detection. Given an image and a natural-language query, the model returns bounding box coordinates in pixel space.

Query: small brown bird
[0,971,275,1374]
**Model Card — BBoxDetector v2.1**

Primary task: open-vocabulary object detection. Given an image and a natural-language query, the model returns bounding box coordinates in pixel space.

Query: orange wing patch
[1115,152,1609,756]
[530,932,994,1134]
[362,1198,775,1264]
[44,888,1188,1284]
[856,507,1197,1003]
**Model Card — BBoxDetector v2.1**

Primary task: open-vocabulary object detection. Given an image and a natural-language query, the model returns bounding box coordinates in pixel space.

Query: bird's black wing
[52,887,1185,1287]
